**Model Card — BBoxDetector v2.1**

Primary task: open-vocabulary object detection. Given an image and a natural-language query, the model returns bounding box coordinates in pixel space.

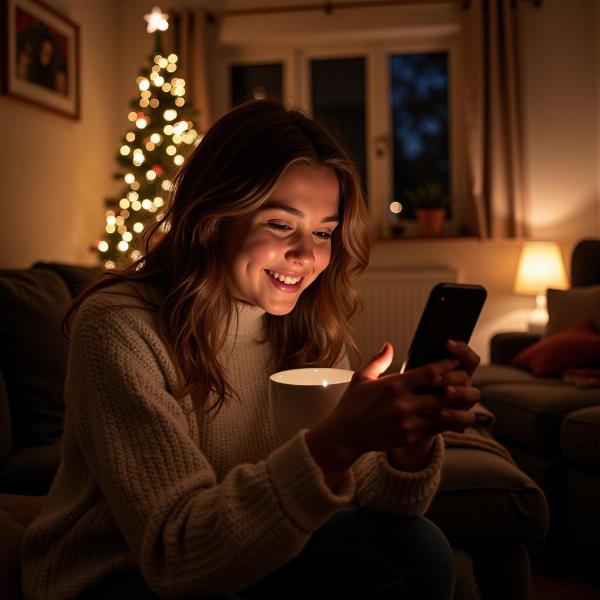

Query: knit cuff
[352,435,445,515]
[265,428,355,534]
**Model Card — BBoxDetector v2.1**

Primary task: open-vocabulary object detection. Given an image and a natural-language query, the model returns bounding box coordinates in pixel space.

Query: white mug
[269,368,354,442]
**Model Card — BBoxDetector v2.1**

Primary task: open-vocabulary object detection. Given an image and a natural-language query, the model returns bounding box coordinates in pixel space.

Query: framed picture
[1,0,80,119]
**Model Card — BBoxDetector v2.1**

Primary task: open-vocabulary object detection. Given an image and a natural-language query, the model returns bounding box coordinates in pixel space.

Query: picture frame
[1,0,80,119]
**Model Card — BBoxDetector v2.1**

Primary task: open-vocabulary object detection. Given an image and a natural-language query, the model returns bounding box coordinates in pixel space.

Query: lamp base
[527,293,548,335]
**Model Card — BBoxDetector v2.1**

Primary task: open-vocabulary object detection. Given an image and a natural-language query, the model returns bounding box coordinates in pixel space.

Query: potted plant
[405,181,450,237]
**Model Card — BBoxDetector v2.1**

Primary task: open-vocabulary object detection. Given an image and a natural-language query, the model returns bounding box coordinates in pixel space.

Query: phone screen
[402,283,487,373]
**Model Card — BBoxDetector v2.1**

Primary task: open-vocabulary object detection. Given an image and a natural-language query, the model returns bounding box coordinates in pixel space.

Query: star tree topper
[144,6,169,33]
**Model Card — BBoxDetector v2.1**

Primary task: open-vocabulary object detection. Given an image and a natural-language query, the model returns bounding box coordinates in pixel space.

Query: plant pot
[416,208,446,237]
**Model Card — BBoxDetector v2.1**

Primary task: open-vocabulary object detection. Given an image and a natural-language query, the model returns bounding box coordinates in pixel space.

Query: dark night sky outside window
[310,57,367,199]
[391,52,450,219]
[231,63,283,106]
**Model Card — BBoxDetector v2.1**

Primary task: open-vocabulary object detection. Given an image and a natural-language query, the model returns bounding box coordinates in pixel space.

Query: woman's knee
[299,508,455,598]
[386,514,456,598]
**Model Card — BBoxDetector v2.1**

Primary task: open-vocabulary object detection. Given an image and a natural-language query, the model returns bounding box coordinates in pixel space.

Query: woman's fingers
[430,369,471,388]
[443,383,480,406]
[395,403,478,441]
[446,340,480,376]
[402,385,480,418]
[398,357,460,390]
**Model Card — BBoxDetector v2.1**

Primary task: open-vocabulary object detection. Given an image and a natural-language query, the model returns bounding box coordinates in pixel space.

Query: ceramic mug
[269,367,354,442]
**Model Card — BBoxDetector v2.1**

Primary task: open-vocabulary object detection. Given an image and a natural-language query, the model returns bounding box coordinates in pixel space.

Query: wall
[0,0,119,268]
[0,0,597,363]
[521,0,599,240]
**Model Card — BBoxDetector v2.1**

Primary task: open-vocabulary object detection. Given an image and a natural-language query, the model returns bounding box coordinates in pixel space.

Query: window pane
[230,63,283,106]
[390,52,449,220]
[311,57,367,197]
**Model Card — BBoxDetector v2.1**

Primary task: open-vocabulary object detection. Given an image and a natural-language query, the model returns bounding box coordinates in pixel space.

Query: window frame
[216,31,466,239]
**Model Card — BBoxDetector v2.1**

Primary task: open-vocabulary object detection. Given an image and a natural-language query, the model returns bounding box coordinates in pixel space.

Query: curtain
[167,6,216,133]
[462,0,528,238]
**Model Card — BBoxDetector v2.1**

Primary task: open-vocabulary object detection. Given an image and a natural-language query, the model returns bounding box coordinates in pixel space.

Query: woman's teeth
[266,270,302,285]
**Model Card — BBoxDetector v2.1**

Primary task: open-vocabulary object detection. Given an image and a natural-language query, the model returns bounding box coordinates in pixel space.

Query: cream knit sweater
[20,282,444,600]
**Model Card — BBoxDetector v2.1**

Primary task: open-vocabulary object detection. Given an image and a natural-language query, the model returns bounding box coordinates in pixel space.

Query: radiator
[350,269,458,370]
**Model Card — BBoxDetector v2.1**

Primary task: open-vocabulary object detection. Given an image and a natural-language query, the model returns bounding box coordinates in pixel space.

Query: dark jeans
[82,507,455,599]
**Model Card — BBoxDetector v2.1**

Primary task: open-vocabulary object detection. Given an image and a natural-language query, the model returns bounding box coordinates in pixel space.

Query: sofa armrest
[490,332,541,365]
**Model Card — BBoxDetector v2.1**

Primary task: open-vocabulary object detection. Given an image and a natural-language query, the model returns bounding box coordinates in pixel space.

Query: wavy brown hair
[64,98,375,420]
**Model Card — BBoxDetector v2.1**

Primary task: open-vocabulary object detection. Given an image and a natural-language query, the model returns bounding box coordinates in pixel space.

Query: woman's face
[221,163,340,316]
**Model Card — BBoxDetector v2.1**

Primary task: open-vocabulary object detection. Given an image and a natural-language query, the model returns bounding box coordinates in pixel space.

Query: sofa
[472,239,600,579]
[0,261,549,599]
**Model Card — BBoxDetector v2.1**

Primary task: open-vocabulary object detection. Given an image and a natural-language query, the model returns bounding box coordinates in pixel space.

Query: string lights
[94,7,200,270]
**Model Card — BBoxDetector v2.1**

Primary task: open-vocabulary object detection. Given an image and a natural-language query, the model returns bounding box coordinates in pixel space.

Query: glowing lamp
[513,241,568,333]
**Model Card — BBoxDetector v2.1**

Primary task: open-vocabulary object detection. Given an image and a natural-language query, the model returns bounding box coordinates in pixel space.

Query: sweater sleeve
[68,298,355,598]
[350,437,444,515]
[333,348,444,515]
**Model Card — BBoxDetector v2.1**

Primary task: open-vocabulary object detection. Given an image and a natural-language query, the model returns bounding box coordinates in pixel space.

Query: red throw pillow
[511,319,600,377]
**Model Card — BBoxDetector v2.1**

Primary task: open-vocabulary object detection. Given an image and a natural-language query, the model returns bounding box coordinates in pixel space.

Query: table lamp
[513,241,569,333]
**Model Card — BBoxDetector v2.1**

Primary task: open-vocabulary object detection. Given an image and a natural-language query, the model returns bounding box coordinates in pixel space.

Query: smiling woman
[20,99,469,600]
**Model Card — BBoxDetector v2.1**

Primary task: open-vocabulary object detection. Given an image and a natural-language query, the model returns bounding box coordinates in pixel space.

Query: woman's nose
[285,232,316,265]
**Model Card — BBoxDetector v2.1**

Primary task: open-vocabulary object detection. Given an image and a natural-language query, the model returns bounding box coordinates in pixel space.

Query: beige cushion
[546,286,600,335]
[427,446,549,546]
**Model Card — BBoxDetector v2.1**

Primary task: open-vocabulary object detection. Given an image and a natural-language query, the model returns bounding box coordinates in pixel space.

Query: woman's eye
[267,222,292,232]
[267,222,332,240]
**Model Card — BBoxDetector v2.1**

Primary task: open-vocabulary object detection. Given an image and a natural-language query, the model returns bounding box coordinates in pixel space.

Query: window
[310,57,368,198]
[390,52,450,220]
[217,8,465,238]
[230,63,283,105]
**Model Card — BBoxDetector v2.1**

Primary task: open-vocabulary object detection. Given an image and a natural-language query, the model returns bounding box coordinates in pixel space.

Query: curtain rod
[206,0,542,22]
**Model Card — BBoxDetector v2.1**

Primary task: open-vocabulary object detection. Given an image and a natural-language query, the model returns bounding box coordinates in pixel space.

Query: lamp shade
[513,242,569,295]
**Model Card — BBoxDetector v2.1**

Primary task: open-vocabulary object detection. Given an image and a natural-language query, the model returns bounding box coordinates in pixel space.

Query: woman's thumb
[358,342,393,380]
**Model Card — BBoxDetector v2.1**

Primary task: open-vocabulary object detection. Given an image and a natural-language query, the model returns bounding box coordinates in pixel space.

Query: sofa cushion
[32,262,102,298]
[0,268,72,449]
[560,406,600,468]
[472,364,546,388]
[480,383,600,453]
[510,319,600,377]
[427,443,548,546]
[0,440,61,495]
[547,285,600,335]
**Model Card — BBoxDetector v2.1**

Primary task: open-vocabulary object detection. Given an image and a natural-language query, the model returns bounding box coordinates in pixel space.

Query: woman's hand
[429,338,481,429]
[387,339,481,470]
[312,340,481,473]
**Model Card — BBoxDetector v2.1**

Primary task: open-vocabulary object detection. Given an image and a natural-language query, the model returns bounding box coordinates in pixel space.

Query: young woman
[21,99,480,599]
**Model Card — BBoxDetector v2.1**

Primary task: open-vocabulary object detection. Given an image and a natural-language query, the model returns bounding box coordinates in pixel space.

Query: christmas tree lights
[93,6,200,269]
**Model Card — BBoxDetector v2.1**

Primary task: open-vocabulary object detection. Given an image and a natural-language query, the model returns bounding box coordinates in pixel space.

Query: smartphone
[401,283,487,373]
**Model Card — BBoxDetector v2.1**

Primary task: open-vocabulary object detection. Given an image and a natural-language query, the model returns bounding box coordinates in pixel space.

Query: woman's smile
[264,269,305,293]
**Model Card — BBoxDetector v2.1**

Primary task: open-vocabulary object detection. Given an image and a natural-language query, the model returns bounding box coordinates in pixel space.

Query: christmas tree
[93,7,200,270]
